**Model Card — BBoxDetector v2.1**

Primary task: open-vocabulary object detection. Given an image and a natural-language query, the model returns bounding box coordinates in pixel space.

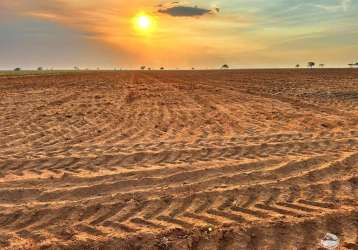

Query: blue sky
[0,0,357,69]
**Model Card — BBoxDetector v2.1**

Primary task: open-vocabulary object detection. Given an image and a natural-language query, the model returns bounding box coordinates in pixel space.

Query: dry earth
[0,69,357,250]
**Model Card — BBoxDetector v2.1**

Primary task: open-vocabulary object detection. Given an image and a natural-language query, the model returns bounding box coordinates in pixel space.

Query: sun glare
[137,15,151,30]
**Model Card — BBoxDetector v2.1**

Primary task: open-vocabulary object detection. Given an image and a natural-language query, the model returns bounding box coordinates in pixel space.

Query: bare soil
[0,69,357,250]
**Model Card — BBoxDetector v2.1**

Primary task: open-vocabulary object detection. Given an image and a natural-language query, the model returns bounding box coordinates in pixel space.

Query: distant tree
[141,66,146,70]
[14,68,21,71]
[37,67,43,71]
[74,66,79,70]
[221,64,229,69]
[147,67,152,71]
[160,67,164,70]
[319,64,325,68]
[192,67,195,70]
[307,62,315,68]
[296,64,300,68]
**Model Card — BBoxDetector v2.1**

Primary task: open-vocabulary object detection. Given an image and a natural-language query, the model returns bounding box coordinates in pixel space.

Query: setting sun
[136,15,151,30]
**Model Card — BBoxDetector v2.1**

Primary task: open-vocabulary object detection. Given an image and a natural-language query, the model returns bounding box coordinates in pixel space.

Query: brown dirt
[0,69,357,250]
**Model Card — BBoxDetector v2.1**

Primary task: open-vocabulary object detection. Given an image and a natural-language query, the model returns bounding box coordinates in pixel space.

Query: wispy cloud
[315,0,352,12]
[340,0,352,11]
[1,0,357,68]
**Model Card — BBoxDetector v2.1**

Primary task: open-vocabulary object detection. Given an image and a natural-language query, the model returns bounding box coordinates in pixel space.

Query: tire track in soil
[1,70,357,249]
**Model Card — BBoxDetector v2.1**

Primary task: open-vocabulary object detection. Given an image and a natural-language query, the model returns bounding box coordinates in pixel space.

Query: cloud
[315,0,352,12]
[158,5,214,17]
[340,0,352,11]
[2,0,356,68]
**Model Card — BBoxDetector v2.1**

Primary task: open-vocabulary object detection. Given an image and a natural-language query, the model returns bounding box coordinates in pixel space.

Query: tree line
[12,62,358,72]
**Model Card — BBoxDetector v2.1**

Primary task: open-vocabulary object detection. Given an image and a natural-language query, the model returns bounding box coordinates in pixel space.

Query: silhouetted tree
[147,67,152,71]
[319,64,325,68]
[308,62,315,68]
[74,66,79,70]
[192,67,195,70]
[14,68,21,71]
[296,64,300,68]
[221,64,229,69]
[160,67,164,70]
[141,66,146,70]
[37,67,43,71]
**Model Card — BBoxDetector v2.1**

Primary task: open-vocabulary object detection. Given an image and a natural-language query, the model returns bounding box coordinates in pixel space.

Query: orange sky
[1,0,357,69]
[20,0,255,67]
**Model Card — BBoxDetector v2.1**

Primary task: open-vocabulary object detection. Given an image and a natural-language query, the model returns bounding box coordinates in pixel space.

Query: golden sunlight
[136,15,152,30]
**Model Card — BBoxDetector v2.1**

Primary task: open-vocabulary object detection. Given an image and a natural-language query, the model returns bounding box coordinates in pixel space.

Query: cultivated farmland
[0,69,357,249]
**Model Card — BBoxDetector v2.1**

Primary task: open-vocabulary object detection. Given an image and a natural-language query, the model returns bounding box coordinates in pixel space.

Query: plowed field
[0,69,357,249]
